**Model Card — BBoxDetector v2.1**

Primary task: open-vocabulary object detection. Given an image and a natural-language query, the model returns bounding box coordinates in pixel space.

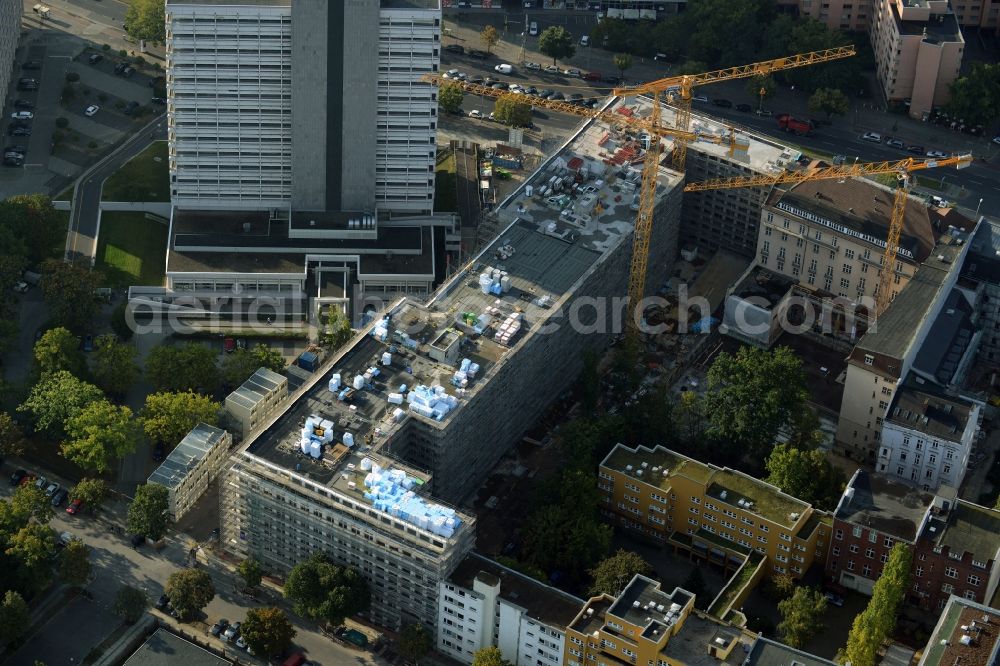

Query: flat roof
[835,471,932,541]
[919,596,1000,666]
[148,423,228,490]
[934,501,1000,561]
[381,0,440,9]
[123,629,231,666]
[226,367,287,410]
[910,290,975,385]
[448,553,584,628]
[896,6,963,42]
[603,444,810,528]
[963,218,1000,285]
[745,637,837,666]
[659,612,748,665]
[886,375,974,441]
[570,597,612,636]
[731,265,797,308]
[608,575,692,631]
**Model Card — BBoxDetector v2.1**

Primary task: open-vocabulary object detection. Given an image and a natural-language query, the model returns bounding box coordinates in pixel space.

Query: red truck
[777,114,815,136]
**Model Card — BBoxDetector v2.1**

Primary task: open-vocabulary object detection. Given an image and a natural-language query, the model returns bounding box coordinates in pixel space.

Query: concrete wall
[291,0,330,210]
[340,0,379,212]
[0,0,20,120]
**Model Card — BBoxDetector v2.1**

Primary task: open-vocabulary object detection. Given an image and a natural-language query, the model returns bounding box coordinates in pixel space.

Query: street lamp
[977,198,984,216]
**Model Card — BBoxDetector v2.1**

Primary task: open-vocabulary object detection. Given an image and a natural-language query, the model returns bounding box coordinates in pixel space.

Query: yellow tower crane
[683,154,974,314]
[613,46,856,169]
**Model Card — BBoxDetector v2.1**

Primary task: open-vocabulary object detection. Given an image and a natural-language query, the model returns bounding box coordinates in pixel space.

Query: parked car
[993,135,1000,146]
[44,482,60,497]
[223,337,236,353]
[524,62,540,71]
[735,103,751,112]
[466,49,489,59]
[81,334,94,352]
[886,138,905,149]
[926,150,947,158]
[66,498,84,515]
[9,469,27,486]
[51,488,68,507]
[151,97,166,105]
[469,75,484,84]
[130,534,145,547]
[529,21,538,36]
[692,94,708,103]
[235,636,248,650]
[13,100,34,110]
[543,64,560,74]
[754,108,773,117]
[13,280,28,292]
[584,71,601,81]
[824,591,845,607]
[22,61,41,70]
[223,621,241,642]
[3,156,22,167]
[17,78,38,91]
[861,131,882,143]
[124,101,140,115]
[35,476,48,491]
[122,66,135,78]
[443,68,460,79]
[444,44,464,54]
[8,126,30,137]
[579,35,589,46]
[209,619,229,637]
[85,105,100,117]
[155,594,170,611]
[905,144,925,155]
[88,53,103,65]
[19,473,36,486]
[712,98,732,108]
[494,63,513,75]
[563,68,582,78]
[114,62,127,75]
[468,109,482,119]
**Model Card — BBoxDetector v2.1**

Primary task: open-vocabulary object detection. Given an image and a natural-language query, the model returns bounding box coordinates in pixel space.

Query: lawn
[54,185,74,202]
[435,149,458,213]
[94,212,168,288]
[101,141,170,202]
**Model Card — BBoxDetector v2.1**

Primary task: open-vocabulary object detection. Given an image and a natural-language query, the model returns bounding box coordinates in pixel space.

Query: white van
[529,21,538,36]
[494,63,513,75]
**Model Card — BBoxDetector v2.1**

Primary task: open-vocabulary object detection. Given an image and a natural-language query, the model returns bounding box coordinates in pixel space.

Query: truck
[776,114,815,136]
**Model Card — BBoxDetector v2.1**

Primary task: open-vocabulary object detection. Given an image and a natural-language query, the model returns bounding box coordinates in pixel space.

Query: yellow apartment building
[599,444,831,579]
[563,575,755,666]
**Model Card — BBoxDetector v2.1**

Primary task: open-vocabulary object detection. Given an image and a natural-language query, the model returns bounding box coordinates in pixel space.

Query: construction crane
[683,154,973,314]
[421,74,749,155]
[614,46,856,169]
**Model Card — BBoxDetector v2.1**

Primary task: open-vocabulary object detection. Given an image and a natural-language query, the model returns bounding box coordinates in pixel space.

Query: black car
[712,98,733,108]
[51,488,68,507]
[14,100,34,110]
[466,49,489,59]
[444,44,464,54]
[468,76,484,85]
[9,469,27,486]
[4,157,23,167]
[114,62,127,75]
[5,145,27,156]
[155,594,170,610]
[525,86,538,95]
[906,145,925,155]
[151,97,166,105]
[9,127,31,137]
[122,66,135,78]
[209,619,229,637]
[88,53,103,65]
[550,91,565,101]
[130,534,145,547]
[124,101,140,115]
[735,103,752,112]
[17,79,38,91]
[22,61,41,70]
[153,442,165,462]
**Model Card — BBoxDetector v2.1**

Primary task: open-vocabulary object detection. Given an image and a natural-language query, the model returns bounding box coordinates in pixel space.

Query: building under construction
[219,102,685,630]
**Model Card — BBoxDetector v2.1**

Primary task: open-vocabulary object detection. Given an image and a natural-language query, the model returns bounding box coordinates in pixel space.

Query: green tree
[5,523,57,591]
[33,327,86,376]
[480,25,500,54]
[165,568,215,620]
[672,60,710,76]
[612,53,632,80]
[844,543,913,666]
[126,483,169,541]
[438,82,465,114]
[18,371,104,439]
[321,305,353,349]
[493,94,532,128]
[145,344,219,393]
[682,567,707,606]
[770,572,796,599]
[40,259,102,332]
[674,390,706,447]
[777,586,827,648]
[765,443,845,509]
[0,590,30,646]
[237,557,264,590]
[59,538,91,587]
[398,623,432,664]
[0,412,25,457]
[1,485,53,533]
[471,646,513,666]
[945,62,1000,126]
[0,194,66,265]
[589,549,652,596]
[91,335,140,397]
[538,26,576,65]
[780,19,862,93]
[114,585,149,624]
[221,344,286,388]
[141,391,220,449]
[745,75,776,107]
[240,606,296,657]
[808,87,850,119]
[284,554,370,627]
[125,0,166,43]
[61,401,139,473]
[702,346,808,459]
[70,478,109,513]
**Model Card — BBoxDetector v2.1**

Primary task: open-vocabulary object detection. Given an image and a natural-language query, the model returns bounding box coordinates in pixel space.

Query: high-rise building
[151,0,457,319]
[0,0,19,105]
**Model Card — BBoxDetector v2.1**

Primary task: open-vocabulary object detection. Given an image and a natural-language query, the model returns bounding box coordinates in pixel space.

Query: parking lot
[1,27,165,199]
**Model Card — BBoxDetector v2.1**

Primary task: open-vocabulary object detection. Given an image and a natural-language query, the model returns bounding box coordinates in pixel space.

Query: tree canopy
[765,443,845,509]
[114,585,149,624]
[844,543,913,666]
[70,478,109,513]
[284,554,370,627]
[141,391,220,449]
[0,590,30,646]
[0,412,25,458]
[59,538,91,587]
[471,646,513,666]
[40,259,102,332]
[538,26,575,65]
[589,549,652,597]
[125,0,166,43]
[91,335,140,398]
[18,371,104,439]
[612,53,632,78]
[126,483,170,541]
[240,606,296,657]
[145,344,219,393]
[438,83,465,115]
[62,400,139,473]
[777,586,827,648]
[5,523,58,592]
[221,344,285,388]
[237,557,263,589]
[398,623,432,664]
[945,62,1000,127]
[702,345,809,459]
[33,327,86,377]
[480,25,500,53]
[0,195,66,265]
[493,95,532,128]
[808,87,850,118]
[165,568,215,620]
[321,305,353,350]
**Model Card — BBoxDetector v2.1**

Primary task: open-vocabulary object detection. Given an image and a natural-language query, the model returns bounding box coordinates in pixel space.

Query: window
[945,567,958,579]
[862,564,872,577]
[942,583,954,594]
[864,354,874,366]
[843,264,853,274]
[869,530,878,543]
[847,560,855,571]
[850,545,859,554]
[853,525,863,538]
[866,548,875,559]
[916,567,923,577]
[965,590,977,600]
[841,278,850,289]
[835,529,843,540]
[968,574,981,586]
[833,546,841,556]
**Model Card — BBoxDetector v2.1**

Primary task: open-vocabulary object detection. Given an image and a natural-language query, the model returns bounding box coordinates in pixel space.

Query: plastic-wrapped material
[353,375,365,390]
[460,358,471,373]
[392,407,405,422]
[388,393,404,405]
[343,432,355,447]
[410,403,435,418]
[329,374,341,392]
[399,383,407,393]
[300,438,311,454]
[360,457,373,471]
[309,440,322,459]
[381,352,392,366]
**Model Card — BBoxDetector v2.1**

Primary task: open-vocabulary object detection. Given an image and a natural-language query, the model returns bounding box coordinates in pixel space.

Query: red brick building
[827,471,1000,614]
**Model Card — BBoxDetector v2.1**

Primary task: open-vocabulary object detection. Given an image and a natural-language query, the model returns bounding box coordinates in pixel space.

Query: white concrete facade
[224,367,289,440]
[148,423,232,521]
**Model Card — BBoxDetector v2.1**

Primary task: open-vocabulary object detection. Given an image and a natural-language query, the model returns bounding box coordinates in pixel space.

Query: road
[0,465,386,666]
[66,115,166,261]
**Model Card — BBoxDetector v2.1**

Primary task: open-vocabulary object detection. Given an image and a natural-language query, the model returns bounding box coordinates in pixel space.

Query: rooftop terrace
[148,423,227,490]
[835,471,932,541]
[608,575,693,632]
[919,597,1000,666]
